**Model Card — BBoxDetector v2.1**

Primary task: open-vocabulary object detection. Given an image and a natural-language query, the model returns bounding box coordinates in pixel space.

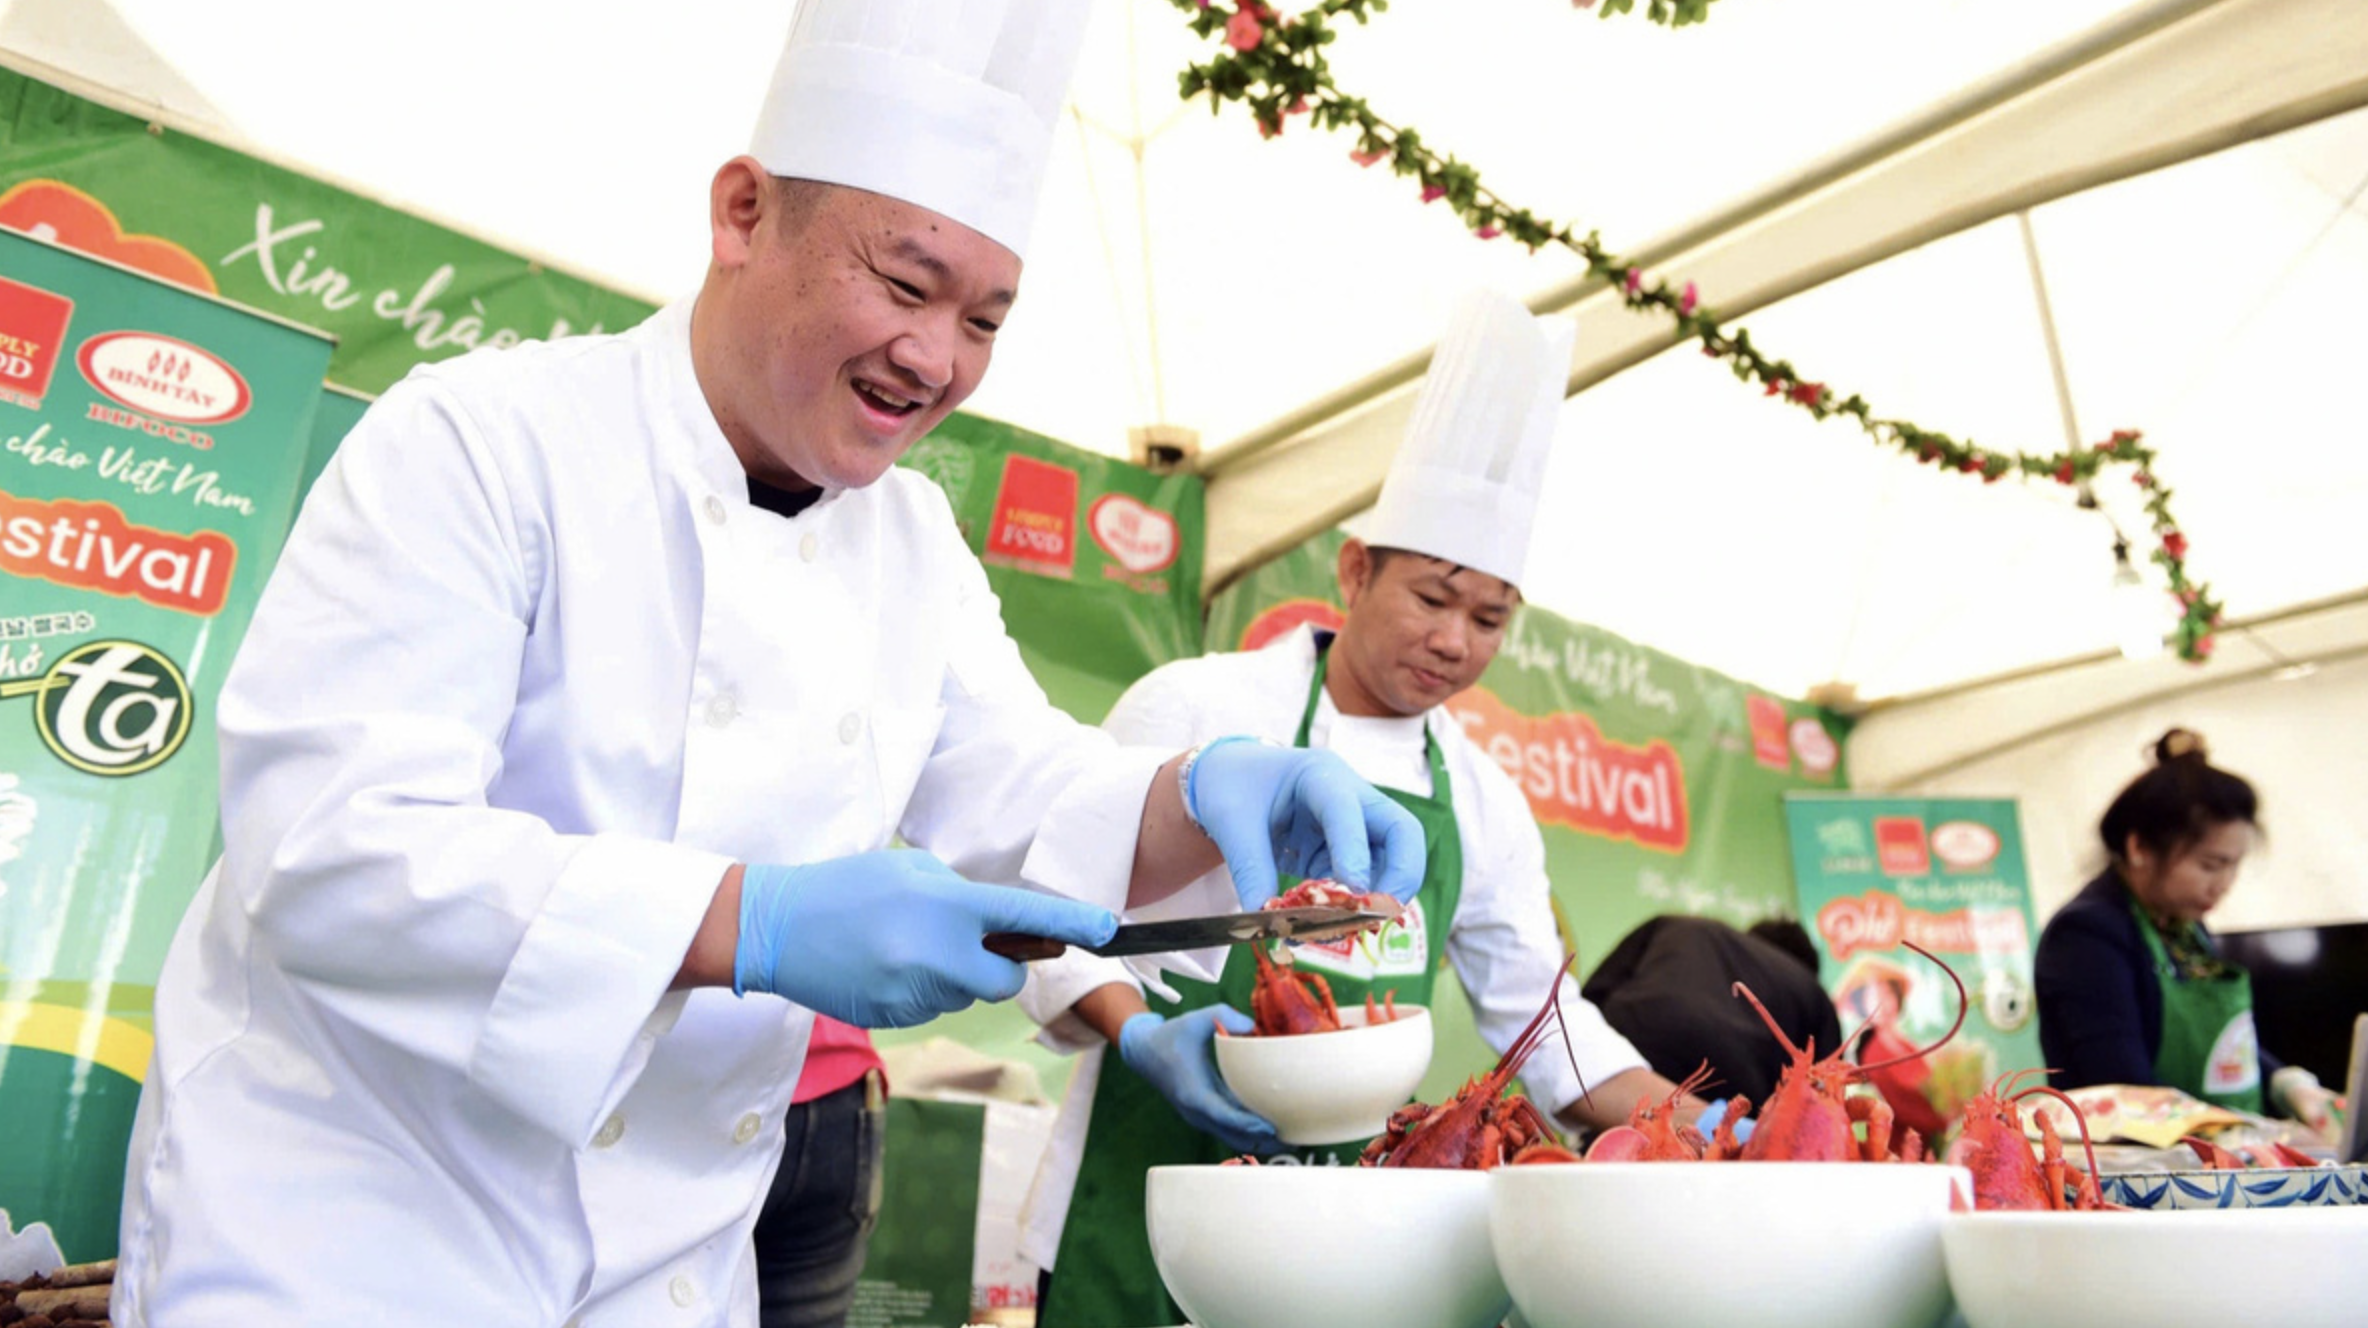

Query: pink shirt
[793,1015,885,1103]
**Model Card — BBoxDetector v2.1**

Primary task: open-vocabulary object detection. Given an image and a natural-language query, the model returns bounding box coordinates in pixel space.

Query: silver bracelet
[1176,742,1211,833]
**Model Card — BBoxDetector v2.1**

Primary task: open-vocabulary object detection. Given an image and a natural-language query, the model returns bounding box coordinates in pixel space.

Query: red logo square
[0,276,74,410]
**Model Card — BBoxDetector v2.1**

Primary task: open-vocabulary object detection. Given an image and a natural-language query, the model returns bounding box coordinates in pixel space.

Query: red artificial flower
[2193,634,2217,660]
[2055,460,2076,484]
[2163,531,2189,560]
[1624,267,1643,296]
[1764,378,1784,397]
[1680,281,1699,315]
[1287,97,1310,115]
[2112,429,2140,443]
[1788,381,1825,406]
[1475,224,1502,239]
[1919,446,1940,463]
[1959,457,1982,474]
[1349,146,1387,167]
[2134,471,2155,489]
[1226,7,1264,50]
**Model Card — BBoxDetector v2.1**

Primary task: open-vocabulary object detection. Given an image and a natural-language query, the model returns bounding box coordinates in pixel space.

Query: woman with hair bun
[2034,730,2341,1130]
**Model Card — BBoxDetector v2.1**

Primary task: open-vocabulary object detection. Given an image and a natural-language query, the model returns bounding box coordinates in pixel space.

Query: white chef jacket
[113,299,1218,1327]
[1013,624,1649,1270]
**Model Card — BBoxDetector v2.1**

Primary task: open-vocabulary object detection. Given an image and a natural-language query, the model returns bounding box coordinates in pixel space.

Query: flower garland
[1175,0,2222,661]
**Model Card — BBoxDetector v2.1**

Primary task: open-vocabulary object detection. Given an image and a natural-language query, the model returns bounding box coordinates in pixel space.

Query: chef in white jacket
[1019,290,1711,1328]
[112,4,1421,1325]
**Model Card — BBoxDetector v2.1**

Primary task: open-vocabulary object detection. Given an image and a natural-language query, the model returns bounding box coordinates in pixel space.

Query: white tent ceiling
[10,0,2365,703]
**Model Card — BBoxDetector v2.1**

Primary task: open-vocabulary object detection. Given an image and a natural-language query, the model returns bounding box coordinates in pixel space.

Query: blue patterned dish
[2099,1163,2368,1210]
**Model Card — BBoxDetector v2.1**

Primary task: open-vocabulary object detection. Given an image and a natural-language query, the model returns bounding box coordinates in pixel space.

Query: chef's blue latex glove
[1185,737,1426,909]
[1694,1096,1756,1143]
[1120,1007,1280,1154]
[733,850,1117,1028]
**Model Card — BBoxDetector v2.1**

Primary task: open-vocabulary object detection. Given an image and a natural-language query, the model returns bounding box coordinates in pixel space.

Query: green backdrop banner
[0,229,335,1260]
[1784,794,2045,1130]
[1205,528,1853,1100]
[0,64,654,396]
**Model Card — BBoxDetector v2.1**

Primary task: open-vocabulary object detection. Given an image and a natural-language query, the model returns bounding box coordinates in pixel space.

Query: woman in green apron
[2035,729,2342,1126]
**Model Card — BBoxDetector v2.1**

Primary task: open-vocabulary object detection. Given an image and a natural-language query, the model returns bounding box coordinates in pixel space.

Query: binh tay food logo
[78,331,252,426]
[1928,819,2001,872]
[1087,493,1180,578]
[1448,687,1688,853]
[1,490,238,616]
[983,453,1078,579]
[0,275,75,411]
[0,638,194,776]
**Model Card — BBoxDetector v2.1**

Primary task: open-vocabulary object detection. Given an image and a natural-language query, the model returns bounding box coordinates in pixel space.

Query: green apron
[1040,645,1464,1328]
[2131,899,2264,1114]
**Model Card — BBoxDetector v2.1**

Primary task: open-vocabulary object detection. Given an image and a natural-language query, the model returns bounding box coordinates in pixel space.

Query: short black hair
[2098,727,2260,862]
[769,176,837,238]
[1746,917,1823,975]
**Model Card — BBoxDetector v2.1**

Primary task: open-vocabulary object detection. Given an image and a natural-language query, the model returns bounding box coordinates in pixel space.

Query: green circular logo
[30,639,193,776]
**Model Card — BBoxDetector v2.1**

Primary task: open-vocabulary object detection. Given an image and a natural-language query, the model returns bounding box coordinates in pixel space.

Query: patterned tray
[2100,1163,2368,1210]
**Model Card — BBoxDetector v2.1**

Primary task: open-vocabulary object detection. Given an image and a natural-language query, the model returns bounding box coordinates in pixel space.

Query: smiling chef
[110,3,1422,1324]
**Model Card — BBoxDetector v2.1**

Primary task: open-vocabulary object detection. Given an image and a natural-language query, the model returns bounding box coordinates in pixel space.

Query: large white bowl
[1945,1207,2368,1328]
[1212,1003,1432,1145]
[1146,1163,1508,1328]
[1492,1163,1968,1328]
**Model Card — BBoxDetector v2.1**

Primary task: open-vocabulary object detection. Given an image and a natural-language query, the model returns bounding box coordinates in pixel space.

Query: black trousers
[753,1070,887,1328]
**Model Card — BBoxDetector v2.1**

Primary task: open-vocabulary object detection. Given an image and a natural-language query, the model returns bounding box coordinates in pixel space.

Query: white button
[838,712,863,745]
[703,495,727,525]
[733,1112,764,1145]
[669,1275,697,1308]
[707,690,739,728]
[592,1114,625,1148]
[800,531,820,563]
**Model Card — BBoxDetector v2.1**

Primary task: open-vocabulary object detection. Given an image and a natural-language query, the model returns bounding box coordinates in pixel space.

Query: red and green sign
[0,228,335,1261]
[1783,794,2046,1136]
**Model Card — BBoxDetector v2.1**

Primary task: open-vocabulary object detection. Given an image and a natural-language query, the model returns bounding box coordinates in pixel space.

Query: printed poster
[0,228,333,1260]
[1784,794,2047,1138]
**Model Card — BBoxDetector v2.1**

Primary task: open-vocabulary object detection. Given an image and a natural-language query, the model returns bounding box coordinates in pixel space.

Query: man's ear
[1337,538,1372,610]
[711,156,770,270]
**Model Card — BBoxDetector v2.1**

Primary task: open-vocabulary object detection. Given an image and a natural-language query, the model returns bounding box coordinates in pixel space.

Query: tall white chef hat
[1363,288,1576,589]
[749,0,1092,260]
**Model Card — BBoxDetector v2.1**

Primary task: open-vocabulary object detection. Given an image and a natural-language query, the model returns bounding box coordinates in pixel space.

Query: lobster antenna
[2012,1083,2107,1185]
[1545,953,1592,1111]
[1854,940,1968,1075]
[1731,980,1807,1061]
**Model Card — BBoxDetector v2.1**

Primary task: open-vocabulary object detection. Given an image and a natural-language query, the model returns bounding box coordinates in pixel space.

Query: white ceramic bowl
[1212,1003,1432,1146]
[1945,1207,2368,1328]
[1491,1163,1968,1328]
[1145,1163,1508,1328]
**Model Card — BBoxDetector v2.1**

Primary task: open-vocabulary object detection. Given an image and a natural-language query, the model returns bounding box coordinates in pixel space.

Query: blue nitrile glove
[733,850,1117,1028]
[1185,737,1426,909]
[1119,1007,1280,1154]
[1695,1096,1757,1143]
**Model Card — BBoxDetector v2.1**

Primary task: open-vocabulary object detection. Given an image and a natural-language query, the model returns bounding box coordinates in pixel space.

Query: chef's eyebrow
[889,236,1016,308]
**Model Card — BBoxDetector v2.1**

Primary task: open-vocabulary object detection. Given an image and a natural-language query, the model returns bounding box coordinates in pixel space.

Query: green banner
[1206,528,1852,1100]
[1783,794,2045,1131]
[0,65,654,396]
[852,1097,985,1328]
[0,229,334,1260]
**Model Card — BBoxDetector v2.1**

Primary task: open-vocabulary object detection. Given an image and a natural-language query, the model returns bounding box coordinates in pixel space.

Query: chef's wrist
[1074,980,1153,1047]
[672,863,745,991]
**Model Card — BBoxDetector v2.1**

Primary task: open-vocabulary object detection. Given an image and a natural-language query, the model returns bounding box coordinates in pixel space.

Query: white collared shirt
[114,299,1199,1326]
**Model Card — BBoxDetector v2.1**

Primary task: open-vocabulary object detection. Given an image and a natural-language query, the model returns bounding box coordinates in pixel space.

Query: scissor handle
[983,932,1067,962]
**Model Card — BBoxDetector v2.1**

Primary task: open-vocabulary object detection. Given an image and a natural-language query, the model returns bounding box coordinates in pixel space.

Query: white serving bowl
[1945,1207,2368,1328]
[1212,1003,1432,1145]
[1145,1163,1508,1328]
[1491,1163,1968,1328]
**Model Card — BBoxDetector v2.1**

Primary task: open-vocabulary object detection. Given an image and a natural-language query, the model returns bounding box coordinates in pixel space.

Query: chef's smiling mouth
[852,376,926,417]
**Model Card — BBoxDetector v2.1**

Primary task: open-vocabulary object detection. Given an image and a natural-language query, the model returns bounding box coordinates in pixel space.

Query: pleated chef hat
[1363,288,1576,589]
[748,0,1091,259]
